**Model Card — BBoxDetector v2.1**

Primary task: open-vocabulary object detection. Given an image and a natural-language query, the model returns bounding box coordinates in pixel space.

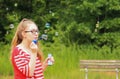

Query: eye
[32,30,39,33]
[24,30,39,34]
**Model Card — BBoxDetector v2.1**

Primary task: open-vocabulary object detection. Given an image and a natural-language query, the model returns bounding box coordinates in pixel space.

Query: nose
[33,31,39,35]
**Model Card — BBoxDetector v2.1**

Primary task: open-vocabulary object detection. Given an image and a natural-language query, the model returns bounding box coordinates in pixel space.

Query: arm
[42,56,54,71]
[28,53,37,76]
[28,42,38,76]
[42,58,48,71]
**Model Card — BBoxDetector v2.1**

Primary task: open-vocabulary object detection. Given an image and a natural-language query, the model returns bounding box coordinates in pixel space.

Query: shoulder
[12,46,19,54]
[12,45,24,56]
[12,45,30,61]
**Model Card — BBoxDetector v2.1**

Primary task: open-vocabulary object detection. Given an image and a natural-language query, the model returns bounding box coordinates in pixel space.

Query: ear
[22,31,26,38]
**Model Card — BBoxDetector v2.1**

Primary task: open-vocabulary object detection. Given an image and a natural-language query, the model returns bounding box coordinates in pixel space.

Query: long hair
[10,18,44,61]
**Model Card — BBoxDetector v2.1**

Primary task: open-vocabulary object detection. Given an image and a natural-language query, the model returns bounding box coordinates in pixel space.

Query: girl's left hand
[45,56,55,65]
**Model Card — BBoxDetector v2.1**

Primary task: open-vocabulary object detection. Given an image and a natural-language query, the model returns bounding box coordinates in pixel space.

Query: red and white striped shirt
[12,45,44,79]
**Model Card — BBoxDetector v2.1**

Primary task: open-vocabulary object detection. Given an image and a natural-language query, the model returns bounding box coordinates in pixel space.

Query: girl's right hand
[30,42,38,53]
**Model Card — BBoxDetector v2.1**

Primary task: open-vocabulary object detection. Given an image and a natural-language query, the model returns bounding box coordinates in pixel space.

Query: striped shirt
[12,45,44,79]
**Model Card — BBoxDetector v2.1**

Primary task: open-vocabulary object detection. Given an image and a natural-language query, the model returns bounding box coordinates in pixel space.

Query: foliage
[0,0,120,49]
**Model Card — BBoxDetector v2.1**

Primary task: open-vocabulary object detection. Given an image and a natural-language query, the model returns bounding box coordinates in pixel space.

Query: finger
[51,57,55,62]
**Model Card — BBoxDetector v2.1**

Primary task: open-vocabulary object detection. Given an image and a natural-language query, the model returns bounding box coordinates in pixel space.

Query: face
[23,23,39,42]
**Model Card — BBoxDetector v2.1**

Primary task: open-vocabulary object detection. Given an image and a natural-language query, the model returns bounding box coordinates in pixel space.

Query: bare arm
[29,53,37,76]
[42,56,54,71]
[28,42,38,76]
[42,58,48,71]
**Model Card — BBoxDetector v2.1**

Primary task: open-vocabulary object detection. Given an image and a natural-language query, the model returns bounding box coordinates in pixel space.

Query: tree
[0,0,120,53]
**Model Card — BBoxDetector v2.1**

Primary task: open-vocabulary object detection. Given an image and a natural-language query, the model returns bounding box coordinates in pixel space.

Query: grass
[0,44,13,76]
[80,71,120,79]
[1,42,120,79]
[0,75,13,79]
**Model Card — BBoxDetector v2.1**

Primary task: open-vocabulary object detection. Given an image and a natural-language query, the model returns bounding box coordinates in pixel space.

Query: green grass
[1,42,120,79]
[0,75,13,79]
[0,44,13,76]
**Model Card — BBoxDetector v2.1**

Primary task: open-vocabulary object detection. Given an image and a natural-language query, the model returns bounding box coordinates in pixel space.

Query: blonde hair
[10,18,44,61]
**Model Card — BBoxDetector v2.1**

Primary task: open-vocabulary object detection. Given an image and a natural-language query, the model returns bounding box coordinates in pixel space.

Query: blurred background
[0,0,120,79]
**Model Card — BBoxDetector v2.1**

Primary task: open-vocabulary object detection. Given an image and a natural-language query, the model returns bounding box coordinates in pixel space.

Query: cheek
[22,32,26,38]
[26,34,34,40]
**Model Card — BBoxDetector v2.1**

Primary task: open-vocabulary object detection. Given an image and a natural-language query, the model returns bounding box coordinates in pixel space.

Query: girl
[11,18,53,79]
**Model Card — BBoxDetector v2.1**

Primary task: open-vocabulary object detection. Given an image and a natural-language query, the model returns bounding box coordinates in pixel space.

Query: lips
[34,36,38,39]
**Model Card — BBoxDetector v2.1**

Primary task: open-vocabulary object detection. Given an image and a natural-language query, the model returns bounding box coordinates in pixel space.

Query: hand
[49,56,54,64]
[42,56,55,71]
[30,42,38,53]
[45,56,55,65]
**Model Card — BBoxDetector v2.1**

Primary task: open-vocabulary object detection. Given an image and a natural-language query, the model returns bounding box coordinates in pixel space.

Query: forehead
[26,23,38,30]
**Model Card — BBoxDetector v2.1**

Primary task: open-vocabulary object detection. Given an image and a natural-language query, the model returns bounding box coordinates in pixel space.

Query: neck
[21,39,31,49]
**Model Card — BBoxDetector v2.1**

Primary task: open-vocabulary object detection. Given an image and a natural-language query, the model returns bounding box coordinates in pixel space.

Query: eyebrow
[25,29,39,31]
